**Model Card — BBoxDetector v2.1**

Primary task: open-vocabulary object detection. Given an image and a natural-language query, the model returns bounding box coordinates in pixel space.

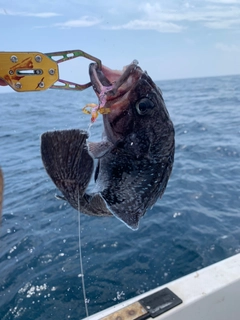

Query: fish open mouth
[89,60,142,102]
[86,60,144,123]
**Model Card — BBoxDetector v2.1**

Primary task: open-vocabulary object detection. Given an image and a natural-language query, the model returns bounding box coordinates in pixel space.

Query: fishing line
[87,122,93,136]
[77,189,89,318]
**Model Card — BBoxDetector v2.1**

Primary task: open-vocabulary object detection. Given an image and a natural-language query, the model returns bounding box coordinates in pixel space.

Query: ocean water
[0,74,240,320]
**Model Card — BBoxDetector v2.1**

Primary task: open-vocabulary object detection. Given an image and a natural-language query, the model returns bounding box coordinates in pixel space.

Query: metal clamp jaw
[0,50,101,92]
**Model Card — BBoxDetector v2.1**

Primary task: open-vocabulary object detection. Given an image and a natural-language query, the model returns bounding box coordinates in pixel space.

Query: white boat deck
[83,253,240,320]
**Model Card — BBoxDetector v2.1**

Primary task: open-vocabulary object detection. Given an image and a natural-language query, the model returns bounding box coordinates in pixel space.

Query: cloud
[54,16,101,28]
[110,20,184,33]
[216,43,240,52]
[106,3,184,33]
[138,2,240,22]
[0,8,61,18]
[29,12,61,18]
[104,2,240,33]
[207,0,240,3]
[3,1,240,33]
[205,19,240,29]
[134,2,240,31]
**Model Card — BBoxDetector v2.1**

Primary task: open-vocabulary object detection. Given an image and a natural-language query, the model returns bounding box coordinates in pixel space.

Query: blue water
[0,74,240,320]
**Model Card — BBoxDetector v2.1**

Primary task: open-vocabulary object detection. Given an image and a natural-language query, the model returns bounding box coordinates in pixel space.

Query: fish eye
[136,98,155,115]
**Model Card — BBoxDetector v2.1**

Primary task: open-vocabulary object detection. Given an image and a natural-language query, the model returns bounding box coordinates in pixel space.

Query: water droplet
[173,212,181,218]
[9,246,17,254]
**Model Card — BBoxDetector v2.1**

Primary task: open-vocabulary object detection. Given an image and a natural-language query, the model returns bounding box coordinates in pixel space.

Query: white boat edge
[83,252,240,320]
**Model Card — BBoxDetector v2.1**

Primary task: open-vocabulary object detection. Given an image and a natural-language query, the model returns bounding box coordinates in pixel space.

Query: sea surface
[0,74,240,320]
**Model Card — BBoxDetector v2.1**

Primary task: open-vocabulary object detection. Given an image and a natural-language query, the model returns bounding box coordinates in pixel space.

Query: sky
[0,0,240,93]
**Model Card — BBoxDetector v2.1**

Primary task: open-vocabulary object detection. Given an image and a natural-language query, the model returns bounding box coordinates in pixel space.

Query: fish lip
[89,63,112,94]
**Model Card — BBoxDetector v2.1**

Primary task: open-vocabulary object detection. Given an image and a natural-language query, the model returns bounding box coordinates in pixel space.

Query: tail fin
[41,129,94,210]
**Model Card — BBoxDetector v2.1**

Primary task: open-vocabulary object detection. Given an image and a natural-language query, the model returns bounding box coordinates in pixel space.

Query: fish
[41,60,175,230]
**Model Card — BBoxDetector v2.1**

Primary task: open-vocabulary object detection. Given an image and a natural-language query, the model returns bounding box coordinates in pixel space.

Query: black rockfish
[41,61,175,230]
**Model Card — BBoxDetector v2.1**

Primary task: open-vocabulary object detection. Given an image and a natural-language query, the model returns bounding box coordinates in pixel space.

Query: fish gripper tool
[0,50,102,92]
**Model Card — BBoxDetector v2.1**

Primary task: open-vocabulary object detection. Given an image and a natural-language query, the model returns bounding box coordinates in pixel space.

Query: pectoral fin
[111,209,141,231]
[88,141,113,159]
